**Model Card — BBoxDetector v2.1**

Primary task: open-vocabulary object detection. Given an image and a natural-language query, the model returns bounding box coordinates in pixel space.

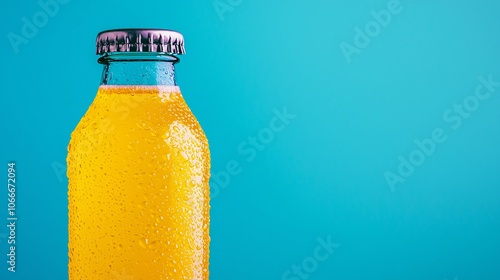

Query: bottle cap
[96,28,185,55]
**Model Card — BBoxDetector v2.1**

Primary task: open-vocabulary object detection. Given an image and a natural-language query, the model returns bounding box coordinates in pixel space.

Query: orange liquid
[67,85,210,280]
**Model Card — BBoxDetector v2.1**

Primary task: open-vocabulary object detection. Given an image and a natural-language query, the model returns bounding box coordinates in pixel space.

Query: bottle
[67,29,210,280]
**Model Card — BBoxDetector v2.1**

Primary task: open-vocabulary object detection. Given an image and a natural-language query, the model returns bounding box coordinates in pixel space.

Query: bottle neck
[98,53,179,86]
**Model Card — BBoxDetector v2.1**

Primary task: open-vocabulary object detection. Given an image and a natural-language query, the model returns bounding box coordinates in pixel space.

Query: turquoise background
[1,0,500,279]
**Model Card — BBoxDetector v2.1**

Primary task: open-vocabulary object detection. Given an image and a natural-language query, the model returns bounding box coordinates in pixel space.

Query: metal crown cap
[96,28,185,55]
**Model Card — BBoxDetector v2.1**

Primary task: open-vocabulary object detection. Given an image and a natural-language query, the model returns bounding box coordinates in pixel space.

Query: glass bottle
[67,29,210,280]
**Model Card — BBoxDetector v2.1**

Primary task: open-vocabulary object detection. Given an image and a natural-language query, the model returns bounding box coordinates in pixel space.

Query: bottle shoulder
[69,89,209,155]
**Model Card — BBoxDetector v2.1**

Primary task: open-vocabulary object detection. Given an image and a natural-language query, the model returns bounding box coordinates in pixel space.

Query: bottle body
[67,85,210,279]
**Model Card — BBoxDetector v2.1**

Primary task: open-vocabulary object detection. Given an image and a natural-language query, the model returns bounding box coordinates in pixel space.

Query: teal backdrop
[1,0,500,279]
